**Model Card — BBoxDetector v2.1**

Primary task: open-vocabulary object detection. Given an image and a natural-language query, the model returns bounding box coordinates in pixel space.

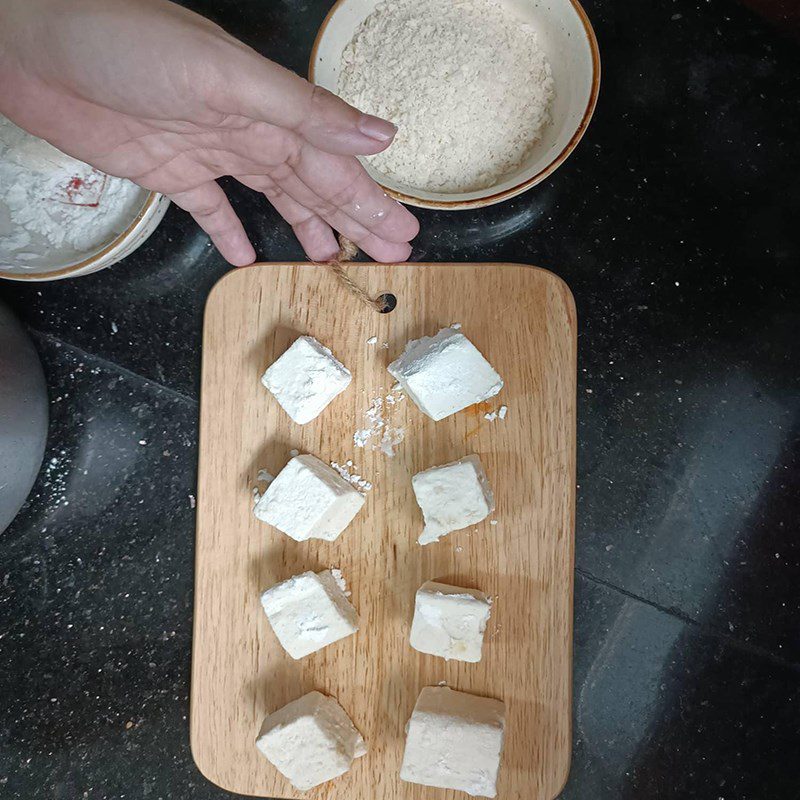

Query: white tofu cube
[410,580,492,662]
[412,455,495,545]
[254,454,365,541]
[256,690,366,790]
[400,687,505,798]
[388,328,503,421]
[261,335,351,424]
[260,569,359,659]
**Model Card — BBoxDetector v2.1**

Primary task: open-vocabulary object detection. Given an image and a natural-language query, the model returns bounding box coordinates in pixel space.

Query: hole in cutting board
[377,293,397,313]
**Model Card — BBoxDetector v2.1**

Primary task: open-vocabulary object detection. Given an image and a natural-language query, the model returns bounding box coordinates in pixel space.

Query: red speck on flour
[57,171,108,207]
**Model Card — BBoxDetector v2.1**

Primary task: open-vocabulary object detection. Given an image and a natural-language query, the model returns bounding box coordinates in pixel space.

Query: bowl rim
[0,189,164,281]
[309,0,601,210]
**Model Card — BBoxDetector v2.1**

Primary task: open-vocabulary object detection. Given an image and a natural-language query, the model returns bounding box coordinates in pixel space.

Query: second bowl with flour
[311,0,600,209]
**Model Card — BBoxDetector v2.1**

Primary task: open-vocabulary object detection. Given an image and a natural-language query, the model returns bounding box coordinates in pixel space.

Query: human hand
[0,0,418,265]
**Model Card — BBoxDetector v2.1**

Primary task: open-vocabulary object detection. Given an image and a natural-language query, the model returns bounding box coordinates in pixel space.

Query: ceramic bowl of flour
[0,117,169,282]
[311,0,599,210]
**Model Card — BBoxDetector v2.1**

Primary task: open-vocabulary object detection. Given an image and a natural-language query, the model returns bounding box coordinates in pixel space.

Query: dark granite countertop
[1,0,799,797]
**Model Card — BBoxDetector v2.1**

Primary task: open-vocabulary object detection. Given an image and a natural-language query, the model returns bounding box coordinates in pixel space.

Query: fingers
[169,181,255,266]
[218,51,396,156]
[262,144,418,261]
[336,222,413,263]
[296,85,397,157]
[273,166,412,262]
[198,91,416,260]
[236,173,340,261]
[237,163,415,263]
[290,143,420,243]
[336,223,413,263]
[262,187,340,262]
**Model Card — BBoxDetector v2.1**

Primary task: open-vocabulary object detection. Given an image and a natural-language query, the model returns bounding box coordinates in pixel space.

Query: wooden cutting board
[191,262,576,800]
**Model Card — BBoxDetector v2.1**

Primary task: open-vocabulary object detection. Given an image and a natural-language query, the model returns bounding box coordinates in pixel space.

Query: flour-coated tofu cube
[260,569,359,659]
[256,690,366,790]
[411,455,495,545]
[388,328,503,421]
[262,335,351,424]
[254,454,365,541]
[410,580,492,662]
[400,686,505,798]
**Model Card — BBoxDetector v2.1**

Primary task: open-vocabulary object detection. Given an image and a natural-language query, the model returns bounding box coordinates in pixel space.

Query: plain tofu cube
[254,454,365,541]
[400,687,505,798]
[410,580,492,662]
[260,570,359,659]
[412,455,495,545]
[388,328,503,421]
[256,690,366,790]
[262,335,351,424]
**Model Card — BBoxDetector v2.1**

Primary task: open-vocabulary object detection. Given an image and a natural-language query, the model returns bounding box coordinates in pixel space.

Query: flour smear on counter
[0,116,146,266]
[338,0,555,192]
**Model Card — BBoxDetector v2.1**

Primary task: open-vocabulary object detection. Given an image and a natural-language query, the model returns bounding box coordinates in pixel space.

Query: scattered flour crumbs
[484,405,508,422]
[251,469,275,505]
[252,459,373,501]
[329,568,352,597]
[330,460,373,493]
[338,0,555,192]
[353,386,406,457]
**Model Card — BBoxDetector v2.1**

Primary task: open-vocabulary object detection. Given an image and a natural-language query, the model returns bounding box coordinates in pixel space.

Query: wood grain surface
[191,262,576,800]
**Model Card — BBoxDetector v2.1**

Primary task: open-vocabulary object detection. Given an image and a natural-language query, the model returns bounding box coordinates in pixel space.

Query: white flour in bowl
[0,116,146,268]
[338,0,555,193]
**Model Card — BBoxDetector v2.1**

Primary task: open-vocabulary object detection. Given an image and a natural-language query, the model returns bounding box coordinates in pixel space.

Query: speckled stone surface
[1,0,799,797]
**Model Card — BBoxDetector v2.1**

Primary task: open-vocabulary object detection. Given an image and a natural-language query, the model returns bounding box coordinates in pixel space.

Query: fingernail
[358,114,397,142]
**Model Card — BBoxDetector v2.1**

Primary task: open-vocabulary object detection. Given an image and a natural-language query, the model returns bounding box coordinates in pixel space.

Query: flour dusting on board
[252,469,275,505]
[329,567,352,597]
[330,460,373,493]
[338,0,554,192]
[485,405,509,422]
[353,388,406,456]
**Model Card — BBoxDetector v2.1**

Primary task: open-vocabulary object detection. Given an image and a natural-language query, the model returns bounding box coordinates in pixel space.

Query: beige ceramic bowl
[0,190,170,282]
[310,0,600,210]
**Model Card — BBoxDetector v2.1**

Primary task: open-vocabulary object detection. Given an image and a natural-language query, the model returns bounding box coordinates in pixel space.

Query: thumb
[299,84,398,156]
[220,52,396,156]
